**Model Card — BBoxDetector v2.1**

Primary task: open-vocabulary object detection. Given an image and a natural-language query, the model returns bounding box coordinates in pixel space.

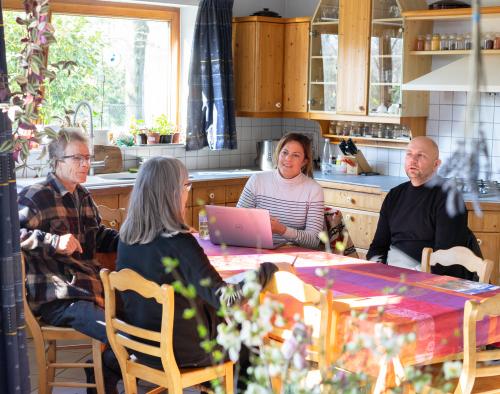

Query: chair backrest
[97,205,126,230]
[456,294,500,394]
[421,247,494,283]
[261,271,334,367]
[324,206,358,257]
[100,268,181,390]
[20,253,43,339]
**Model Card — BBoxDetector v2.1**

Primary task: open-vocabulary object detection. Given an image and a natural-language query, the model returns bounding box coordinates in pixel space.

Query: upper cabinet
[232,16,310,115]
[309,0,430,123]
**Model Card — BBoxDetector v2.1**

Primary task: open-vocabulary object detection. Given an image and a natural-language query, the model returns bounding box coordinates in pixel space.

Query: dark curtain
[0,2,31,393]
[186,0,237,151]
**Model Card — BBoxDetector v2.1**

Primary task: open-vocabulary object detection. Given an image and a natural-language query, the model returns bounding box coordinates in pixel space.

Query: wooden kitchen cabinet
[467,205,500,285]
[188,178,248,231]
[90,186,132,211]
[233,16,310,116]
[320,181,385,258]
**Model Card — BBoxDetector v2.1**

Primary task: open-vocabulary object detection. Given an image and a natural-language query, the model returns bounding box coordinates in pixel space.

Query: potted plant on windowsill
[151,114,175,144]
[129,117,147,145]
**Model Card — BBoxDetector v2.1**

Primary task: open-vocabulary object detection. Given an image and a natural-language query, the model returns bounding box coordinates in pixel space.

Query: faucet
[73,101,106,175]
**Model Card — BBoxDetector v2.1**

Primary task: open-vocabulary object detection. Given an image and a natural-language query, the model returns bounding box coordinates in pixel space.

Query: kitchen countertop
[16,169,500,203]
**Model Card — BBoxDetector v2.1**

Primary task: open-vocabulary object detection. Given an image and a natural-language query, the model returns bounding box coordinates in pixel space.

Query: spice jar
[448,34,457,50]
[335,122,343,136]
[424,34,432,51]
[376,124,384,139]
[329,121,336,134]
[431,34,440,51]
[455,34,465,50]
[416,35,425,51]
[495,34,500,50]
[484,33,494,50]
[465,33,472,50]
[440,34,449,50]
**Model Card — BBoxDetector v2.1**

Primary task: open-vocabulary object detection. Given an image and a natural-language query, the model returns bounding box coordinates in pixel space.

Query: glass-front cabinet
[369,0,404,117]
[308,0,339,113]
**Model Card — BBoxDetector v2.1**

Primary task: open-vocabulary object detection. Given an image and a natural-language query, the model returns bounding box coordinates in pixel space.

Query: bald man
[367,137,481,275]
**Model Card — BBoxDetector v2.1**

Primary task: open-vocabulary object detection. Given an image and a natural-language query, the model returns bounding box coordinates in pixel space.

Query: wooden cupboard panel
[233,22,257,112]
[323,188,383,212]
[468,211,500,233]
[475,232,500,285]
[118,192,131,211]
[256,22,284,112]
[226,184,245,203]
[283,21,309,113]
[226,202,237,207]
[337,0,371,115]
[92,195,119,209]
[184,207,193,228]
[193,186,226,206]
[340,208,380,250]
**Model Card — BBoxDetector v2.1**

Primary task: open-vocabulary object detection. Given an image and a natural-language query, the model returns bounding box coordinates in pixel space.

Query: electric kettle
[256,140,279,171]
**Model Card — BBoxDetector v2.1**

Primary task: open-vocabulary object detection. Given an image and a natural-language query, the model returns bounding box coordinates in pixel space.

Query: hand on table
[56,234,83,255]
[270,216,286,235]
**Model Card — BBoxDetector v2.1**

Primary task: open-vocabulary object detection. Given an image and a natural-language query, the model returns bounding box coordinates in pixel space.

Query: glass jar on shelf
[364,123,373,137]
[335,121,343,136]
[329,121,336,134]
[342,122,350,136]
[431,34,441,51]
[484,33,494,50]
[349,122,360,136]
[455,34,465,50]
[440,34,449,50]
[465,33,472,50]
[448,34,457,50]
[424,34,432,51]
[495,34,500,50]
[376,124,384,139]
[416,35,425,51]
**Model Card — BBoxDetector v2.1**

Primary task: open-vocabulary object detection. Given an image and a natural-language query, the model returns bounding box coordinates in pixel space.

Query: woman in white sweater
[237,133,324,249]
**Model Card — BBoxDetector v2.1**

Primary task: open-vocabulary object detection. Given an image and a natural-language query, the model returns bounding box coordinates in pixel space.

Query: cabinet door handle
[358,105,365,111]
[347,197,354,204]
[477,238,482,246]
[275,102,282,109]
[209,192,215,200]
[109,220,117,227]
[345,215,353,222]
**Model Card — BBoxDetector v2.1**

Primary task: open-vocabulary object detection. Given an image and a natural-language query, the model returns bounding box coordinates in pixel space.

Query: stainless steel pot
[256,140,279,171]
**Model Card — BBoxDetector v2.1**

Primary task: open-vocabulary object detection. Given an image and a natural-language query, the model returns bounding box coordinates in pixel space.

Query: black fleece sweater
[367,180,480,278]
[116,232,277,368]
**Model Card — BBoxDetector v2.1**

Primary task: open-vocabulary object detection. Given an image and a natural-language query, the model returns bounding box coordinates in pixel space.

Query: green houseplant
[129,116,147,145]
[151,114,175,144]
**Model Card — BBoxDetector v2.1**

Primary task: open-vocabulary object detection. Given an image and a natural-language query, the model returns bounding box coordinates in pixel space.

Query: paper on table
[426,276,500,295]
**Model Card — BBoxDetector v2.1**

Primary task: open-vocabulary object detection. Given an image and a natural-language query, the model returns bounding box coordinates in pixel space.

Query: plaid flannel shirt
[18,172,119,313]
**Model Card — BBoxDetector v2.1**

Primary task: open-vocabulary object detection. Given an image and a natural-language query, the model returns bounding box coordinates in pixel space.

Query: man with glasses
[18,128,121,392]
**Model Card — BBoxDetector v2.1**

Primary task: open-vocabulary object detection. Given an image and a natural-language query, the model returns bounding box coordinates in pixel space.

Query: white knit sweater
[237,170,324,249]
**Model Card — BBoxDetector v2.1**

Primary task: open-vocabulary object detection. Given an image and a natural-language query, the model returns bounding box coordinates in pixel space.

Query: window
[3,1,179,134]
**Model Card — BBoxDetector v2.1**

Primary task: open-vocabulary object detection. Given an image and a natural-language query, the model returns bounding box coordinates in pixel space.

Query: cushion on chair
[324,207,358,258]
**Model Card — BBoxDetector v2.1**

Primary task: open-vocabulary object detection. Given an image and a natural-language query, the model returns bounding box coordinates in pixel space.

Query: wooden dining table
[197,236,500,387]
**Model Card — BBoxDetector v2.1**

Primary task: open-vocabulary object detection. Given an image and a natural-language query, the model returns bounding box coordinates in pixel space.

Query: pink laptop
[205,205,283,249]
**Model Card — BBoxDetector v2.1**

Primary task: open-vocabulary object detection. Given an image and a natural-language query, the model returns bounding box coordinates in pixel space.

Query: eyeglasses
[183,182,192,192]
[61,154,94,165]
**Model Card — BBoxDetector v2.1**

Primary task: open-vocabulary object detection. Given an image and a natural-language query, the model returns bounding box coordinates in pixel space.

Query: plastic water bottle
[198,210,210,240]
[321,138,332,175]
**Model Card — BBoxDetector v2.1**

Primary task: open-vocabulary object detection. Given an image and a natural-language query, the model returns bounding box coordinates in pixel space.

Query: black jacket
[117,232,277,368]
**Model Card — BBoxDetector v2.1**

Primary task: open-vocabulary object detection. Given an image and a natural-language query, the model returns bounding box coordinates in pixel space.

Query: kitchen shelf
[310,81,337,85]
[369,82,401,86]
[312,20,339,25]
[311,56,338,59]
[372,18,403,22]
[324,134,410,149]
[371,54,402,58]
[410,49,500,56]
[402,6,500,21]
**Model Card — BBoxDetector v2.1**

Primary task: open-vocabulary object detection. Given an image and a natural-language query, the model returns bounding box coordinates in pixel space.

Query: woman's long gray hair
[120,156,189,244]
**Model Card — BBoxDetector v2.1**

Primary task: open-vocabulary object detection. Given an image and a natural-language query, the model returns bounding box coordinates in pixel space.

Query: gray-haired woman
[116,156,287,382]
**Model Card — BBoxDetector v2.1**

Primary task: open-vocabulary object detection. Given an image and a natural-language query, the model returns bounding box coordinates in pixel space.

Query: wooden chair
[95,205,125,271]
[97,205,126,230]
[421,247,494,283]
[455,294,500,394]
[100,268,234,394]
[21,255,105,394]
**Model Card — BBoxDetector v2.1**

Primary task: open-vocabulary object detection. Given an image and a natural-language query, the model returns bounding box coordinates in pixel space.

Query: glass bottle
[431,34,441,51]
[198,210,210,240]
[465,33,472,50]
[416,35,425,51]
[321,138,332,174]
[455,34,464,50]
[440,34,449,50]
[424,34,432,51]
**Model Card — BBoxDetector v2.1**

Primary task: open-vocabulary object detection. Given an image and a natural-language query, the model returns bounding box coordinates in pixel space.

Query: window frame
[3,0,181,128]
